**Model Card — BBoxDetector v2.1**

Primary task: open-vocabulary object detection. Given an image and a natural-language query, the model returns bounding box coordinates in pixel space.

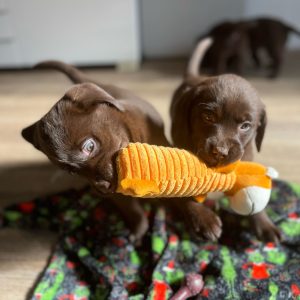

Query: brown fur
[200,17,300,78]
[170,39,281,242]
[200,21,249,75]
[248,17,300,78]
[22,60,169,241]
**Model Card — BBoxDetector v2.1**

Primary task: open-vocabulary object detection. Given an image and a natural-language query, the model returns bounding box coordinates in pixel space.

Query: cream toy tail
[228,165,279,215]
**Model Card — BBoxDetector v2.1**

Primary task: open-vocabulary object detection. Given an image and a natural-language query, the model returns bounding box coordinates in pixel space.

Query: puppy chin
[93,181,114,194]
[203,157,220,167]
[92,175,117,194]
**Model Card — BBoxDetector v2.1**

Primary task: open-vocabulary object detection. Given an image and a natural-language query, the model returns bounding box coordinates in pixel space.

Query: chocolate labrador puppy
[170,38,281,242]
[247,17,300,78]
[200,21,249,75]
[200,17,300,78]
[22,60,170,241]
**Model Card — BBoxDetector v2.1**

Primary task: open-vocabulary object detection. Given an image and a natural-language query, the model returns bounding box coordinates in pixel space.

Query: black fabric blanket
[1,179,300,300]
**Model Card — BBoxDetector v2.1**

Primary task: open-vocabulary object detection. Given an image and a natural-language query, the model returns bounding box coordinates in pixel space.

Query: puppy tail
[34,60,90,84]
[186,37,213,78]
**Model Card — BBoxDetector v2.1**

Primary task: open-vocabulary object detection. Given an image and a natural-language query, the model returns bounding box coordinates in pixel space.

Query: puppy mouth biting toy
[116,143,278,216]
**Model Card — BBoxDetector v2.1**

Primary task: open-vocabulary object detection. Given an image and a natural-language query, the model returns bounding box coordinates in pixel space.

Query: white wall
[141,0,300,58]
[243,0,300,49]
[2,0,299,64]
[0,0,141,67]
[141,0,245,58]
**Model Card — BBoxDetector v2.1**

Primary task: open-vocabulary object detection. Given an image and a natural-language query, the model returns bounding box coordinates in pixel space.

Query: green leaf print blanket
[1,179,300,300]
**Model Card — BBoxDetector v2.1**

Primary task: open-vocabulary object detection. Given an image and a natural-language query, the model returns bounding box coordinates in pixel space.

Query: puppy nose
[211,146,229,160]
[94,180,112,193]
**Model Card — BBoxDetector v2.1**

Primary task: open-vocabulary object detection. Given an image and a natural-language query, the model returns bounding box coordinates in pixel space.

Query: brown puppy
[171,38,281,242]
[22,61,169,241]
[200,17,300,78]
[200,21,249,75]
[247,17,300,78]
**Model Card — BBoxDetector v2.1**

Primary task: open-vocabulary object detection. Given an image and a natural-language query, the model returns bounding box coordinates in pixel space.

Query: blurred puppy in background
[247,17,300,78]
[170,38,281,242]
[199,21,249,75]
[200,17,300,78]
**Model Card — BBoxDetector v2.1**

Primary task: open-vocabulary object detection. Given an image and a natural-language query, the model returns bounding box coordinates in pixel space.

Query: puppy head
[22,82,128,193]
[182,74,266,167]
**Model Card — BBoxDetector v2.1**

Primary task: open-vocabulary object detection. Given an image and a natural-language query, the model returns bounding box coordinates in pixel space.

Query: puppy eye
[240,122,252,131]
[81,138,96,156]
[201,112,215,123]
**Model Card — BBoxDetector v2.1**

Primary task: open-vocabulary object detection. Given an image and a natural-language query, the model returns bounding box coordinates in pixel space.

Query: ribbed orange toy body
[116,143,236,199]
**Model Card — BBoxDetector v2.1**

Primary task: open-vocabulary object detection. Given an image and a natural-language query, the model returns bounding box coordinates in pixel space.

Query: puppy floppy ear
[64,83,125,112]
[21,122,40,149]
[255,109,267,152]
[170,85,202,148]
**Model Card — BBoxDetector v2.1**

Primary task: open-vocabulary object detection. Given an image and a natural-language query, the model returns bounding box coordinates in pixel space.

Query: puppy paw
[254,221,282,244]
[184,200,222,241]
[250,211,282,244]
[128,214,149,246]
[111,196,149,245]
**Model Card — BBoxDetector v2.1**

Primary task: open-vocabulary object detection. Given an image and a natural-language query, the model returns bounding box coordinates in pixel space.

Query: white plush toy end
[228,166,278,216]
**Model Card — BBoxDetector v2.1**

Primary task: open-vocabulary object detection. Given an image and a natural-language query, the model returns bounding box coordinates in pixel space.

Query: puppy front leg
[176,197,222,241]
[249,210,281,243]
[111,196,149,243]
[251,46,261,68]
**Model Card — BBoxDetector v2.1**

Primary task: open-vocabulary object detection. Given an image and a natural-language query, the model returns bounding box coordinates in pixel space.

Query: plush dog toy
[116,143,278,215]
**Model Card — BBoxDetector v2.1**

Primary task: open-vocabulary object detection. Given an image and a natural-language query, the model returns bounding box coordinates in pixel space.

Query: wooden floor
[0,56,300,299]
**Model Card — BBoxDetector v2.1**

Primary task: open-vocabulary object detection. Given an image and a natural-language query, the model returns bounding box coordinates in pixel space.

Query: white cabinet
[0,0,141,68]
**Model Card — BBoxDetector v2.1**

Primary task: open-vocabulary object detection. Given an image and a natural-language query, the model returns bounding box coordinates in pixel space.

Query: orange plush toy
[116,143,278,216]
